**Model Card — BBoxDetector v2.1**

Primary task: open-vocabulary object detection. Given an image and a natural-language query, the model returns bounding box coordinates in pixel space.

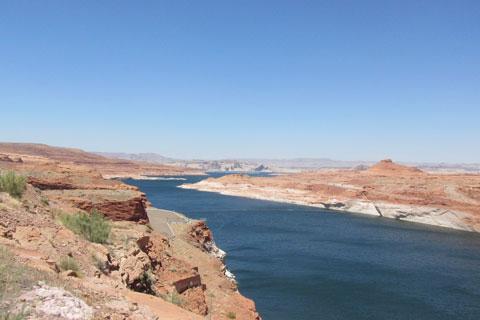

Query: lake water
[124,174,480,320]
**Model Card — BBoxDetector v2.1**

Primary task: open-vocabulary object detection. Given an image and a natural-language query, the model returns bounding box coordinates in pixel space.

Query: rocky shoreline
[180,182,478,232]
[179,160,480,234]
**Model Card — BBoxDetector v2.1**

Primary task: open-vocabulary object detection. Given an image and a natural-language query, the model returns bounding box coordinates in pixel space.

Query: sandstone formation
[189,221,227,263]
[0,148,261,319]
[188,221,238,283]
[170,220,261,320]
[181,160,480,233]
[0,153,22,163]
[0,156,150,223]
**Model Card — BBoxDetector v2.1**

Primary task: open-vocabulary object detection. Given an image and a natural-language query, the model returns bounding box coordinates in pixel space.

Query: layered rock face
[181,160,480,232]
[187,221,240,283]
[189,221,226,263]
[43,189,149,222]
[0,154,149,222]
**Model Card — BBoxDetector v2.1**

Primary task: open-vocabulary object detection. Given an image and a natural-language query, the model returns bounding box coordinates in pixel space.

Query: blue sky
[1,1,479,162]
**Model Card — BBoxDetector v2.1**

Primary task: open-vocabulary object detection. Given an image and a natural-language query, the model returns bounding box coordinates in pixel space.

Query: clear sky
[1,1,479,162]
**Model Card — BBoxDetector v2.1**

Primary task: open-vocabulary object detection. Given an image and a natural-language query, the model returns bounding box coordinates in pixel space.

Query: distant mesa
[254,164,268,171]
[353,164,370,171]
[365,159,424,175]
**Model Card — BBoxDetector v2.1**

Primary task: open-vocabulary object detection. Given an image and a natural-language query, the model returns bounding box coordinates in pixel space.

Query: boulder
[136,234,169,269]
[119,247,152,292]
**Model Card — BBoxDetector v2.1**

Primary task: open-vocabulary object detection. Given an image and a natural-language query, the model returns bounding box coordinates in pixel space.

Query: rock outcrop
[364,158,424,175]
[119,247,153,292]
[0,153,22,163]
[188,222,236,283]
[43,189,149,222]
[113,231,209,315]
[189,221,226,263]
[137,234,170,269]
[1,157,150,222]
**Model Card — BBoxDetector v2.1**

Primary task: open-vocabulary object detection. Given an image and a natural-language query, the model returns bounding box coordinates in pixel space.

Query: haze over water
[125,174,480,320]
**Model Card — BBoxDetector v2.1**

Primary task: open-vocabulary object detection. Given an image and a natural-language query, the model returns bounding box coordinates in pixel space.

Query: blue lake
[124,174,480,320]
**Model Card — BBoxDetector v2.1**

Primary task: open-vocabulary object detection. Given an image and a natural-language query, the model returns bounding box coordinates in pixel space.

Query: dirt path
[146,207,189,238]
[127,291,204,320]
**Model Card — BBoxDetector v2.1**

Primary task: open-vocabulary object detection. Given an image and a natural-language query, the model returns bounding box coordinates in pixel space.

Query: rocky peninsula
[180,160,480,233]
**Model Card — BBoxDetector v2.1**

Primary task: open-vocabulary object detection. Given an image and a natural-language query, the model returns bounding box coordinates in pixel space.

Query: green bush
[59,209,111,244]
[0,246,20,299]
[0,171,27,199]
[59,257,79,273]
[0,246,28,304]
[226,312,236,319]
[139,270,156,294]
[163,289,184,306]
[0,247,31,319]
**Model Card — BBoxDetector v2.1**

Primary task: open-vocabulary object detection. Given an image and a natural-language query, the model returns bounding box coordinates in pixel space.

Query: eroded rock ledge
[188,221,238,283]
[3,159,150,223]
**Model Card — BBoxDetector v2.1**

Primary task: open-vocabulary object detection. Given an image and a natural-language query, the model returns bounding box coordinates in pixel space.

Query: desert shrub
[0,246,25,301]
[163,289,184,306]
[59,257,79,273]
[90,252,108,274]
[0,171,27,199]
[226,312,236,319]
[0,305,32,320]
[48,207,63,219]
[0,246,15,297]
[59,210,111,244]
[139,270,155,293]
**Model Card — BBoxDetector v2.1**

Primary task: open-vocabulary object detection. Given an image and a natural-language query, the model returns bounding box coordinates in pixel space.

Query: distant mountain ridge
[236,158,375,170]
[92,152,480,173]
[95,152,174,163]
[0,143,203,178]
[94,152,271,172]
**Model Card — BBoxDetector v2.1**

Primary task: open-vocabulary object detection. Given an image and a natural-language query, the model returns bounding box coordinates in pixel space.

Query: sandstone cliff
[1,156,150,223]
[0,159,261,319]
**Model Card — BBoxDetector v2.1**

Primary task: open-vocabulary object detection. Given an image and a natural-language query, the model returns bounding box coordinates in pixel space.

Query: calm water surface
[124,174,480,320]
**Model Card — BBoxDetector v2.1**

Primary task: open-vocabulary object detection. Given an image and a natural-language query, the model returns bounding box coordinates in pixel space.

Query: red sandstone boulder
[119,247,152,292]
[136,235,169,270]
